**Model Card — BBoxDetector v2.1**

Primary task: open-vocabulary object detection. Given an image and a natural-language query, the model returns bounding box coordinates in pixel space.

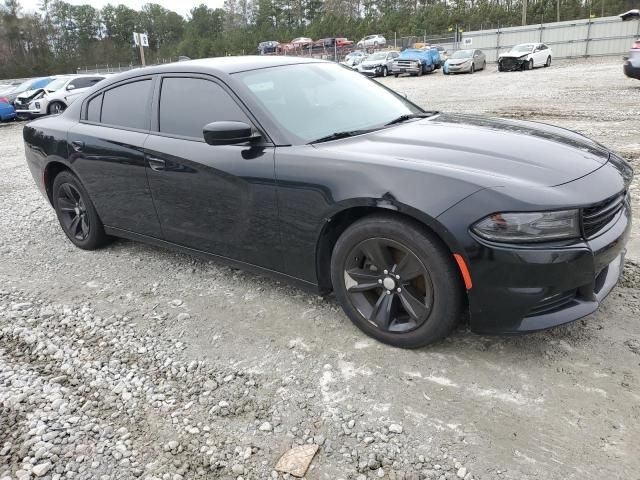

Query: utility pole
[522,0,527,25]
[557,0,560,22]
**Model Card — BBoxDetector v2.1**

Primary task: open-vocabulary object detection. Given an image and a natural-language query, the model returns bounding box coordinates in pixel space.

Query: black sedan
[23,56,633,348]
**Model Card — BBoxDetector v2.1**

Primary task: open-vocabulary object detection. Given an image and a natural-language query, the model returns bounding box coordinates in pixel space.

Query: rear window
[101,80,152,130]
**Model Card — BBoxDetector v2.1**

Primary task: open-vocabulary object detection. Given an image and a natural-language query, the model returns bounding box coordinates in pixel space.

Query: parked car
[258,41,279,55]
[23,56,634,348]
[0,77,54,105]
[313,38,336,49]
[283,37,313,50]
[391,48,440,77]
[0,97,16,122]
[342,50,367,68]
[15,75,105,118]
[357,34,386,49]
[498,43,552,71]
[443,49,486,74]
[336,38,353,47]
[357,51,399,76]
[624,39,640,79]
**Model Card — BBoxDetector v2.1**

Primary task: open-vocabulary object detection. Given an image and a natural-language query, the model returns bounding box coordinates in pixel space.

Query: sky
[19,0,224,18]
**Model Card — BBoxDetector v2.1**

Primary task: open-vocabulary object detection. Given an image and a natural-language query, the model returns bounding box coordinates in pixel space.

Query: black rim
[57,183,90,241]
[343,238,434,333]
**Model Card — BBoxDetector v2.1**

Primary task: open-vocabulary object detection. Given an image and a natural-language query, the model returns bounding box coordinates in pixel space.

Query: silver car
[357,34,387,49]
[444,49,486,74]
[357,51,399,77]
[624,39,640,80]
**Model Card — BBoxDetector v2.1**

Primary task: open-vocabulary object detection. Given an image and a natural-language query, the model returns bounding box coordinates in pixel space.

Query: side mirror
[66,84,76,91]
[203,121,257,146]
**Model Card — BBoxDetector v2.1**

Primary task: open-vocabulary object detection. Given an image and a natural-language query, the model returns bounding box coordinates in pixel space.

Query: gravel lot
[1,57,639,480]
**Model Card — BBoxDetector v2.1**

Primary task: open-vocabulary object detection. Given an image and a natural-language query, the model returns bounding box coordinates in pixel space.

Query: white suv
[357,34,386,49]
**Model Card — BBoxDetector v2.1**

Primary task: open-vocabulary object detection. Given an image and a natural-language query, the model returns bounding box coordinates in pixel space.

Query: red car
[336,38,353,47]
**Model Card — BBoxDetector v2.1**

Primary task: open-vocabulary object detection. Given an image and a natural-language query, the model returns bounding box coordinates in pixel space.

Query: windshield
[512,44,534,53]
[451,49,473,59]
[235,63,422,144]
[45,78,71,91]
[368,52,387,60]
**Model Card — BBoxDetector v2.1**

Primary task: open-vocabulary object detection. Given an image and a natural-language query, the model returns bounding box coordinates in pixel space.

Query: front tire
[469,64,475,74]
[382,66,388,77]
[331,214,464,348]
[53,171,111,250]
[48,101,66,115]
[545,56,551,67]
[526,58,534,70]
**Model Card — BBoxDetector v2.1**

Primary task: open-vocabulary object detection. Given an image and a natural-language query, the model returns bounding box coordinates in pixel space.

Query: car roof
[102,56,327,82]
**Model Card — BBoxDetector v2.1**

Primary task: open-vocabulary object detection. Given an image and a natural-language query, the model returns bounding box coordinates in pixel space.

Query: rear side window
[86,94,102,123]
[101,80,152,130]
[159,77,249,139]
[70,77,103,89]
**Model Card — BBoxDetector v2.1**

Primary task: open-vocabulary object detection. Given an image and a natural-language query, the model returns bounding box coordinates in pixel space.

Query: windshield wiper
[309,129,374,144]
[385,112,438,126]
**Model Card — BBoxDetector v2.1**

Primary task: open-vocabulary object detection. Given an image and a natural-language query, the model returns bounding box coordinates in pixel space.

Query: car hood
[447,58,471,65]
[360,60,384,67]
[499,52,529,59]
[313,113,610,188]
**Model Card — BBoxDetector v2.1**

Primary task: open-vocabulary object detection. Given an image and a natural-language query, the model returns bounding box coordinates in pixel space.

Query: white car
[498,43,552,71]
[357,34,386,49]
[14,74,105,117]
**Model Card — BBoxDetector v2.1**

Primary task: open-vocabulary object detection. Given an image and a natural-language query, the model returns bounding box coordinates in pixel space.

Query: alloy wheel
[343,238,433,333]
[57,183,90,241]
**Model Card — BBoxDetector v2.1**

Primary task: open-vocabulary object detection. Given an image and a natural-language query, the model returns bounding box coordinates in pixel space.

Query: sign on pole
[132,32,146,66]
[463,37,473,46]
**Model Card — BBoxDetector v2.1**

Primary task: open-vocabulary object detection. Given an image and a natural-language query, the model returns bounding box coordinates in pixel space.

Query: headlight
[519,54,529,59]
[472,210,580,243]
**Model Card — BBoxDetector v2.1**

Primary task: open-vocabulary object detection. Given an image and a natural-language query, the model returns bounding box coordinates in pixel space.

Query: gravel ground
[1,57,639,480]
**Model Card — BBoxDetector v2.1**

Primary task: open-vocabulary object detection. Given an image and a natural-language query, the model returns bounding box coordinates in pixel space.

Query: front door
[144,75,281,270]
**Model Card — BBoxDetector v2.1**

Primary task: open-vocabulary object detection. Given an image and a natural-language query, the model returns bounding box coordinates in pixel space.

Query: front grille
[528,289,577,316]
[500,58,520,69]
[394,60,415,68]
[581,192,626,238]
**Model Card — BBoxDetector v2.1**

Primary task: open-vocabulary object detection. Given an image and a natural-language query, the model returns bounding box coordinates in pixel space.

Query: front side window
[159,77,249,139]
[236,63,422,144]
[71,77,104,89]
[101,80,152,130]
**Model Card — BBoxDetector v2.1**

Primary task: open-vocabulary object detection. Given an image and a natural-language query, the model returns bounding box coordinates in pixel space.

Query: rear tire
[330,214,464,348]
[52,171,111,250]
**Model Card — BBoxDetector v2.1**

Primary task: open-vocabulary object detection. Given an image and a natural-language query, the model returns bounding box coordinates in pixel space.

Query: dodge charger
[23,56,633,348]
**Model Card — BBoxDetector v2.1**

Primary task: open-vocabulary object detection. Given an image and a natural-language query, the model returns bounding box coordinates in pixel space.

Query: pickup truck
[390,48,441,77]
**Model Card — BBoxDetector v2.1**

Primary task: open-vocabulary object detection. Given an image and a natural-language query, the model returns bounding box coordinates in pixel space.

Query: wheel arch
[315,202,466,295]
[43,160,76,206]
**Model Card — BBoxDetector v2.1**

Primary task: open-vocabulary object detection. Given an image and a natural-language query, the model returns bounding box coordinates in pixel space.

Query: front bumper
[447,63,472,73]
[499,57,526,71]
[467,205,630,334]
[358,66,384,76]
[624,61,640,79]
[437,172,632,334]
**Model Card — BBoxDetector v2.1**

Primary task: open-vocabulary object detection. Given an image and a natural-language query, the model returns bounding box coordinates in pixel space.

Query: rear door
[68,77,163,237]
[143,74,281,269]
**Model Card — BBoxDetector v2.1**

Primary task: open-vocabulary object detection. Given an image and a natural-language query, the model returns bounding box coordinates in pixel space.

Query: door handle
[71,140,84,152]
[147,157,166,171]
